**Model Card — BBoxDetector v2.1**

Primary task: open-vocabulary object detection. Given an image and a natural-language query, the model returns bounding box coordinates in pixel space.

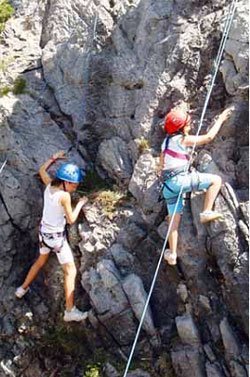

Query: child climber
[16,151,89,322]
[158,107,232,266]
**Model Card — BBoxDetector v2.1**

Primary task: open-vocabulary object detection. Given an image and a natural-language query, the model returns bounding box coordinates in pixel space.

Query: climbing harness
[122,1,238,375]
[39,230,66,253]
[163,135,190,161]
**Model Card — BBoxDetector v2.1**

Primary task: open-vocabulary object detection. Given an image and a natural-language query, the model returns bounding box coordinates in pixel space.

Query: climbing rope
[0,159,7,175]
[122,1,238,376]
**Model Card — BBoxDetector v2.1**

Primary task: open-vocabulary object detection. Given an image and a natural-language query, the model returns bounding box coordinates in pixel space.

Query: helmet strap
[63,181,67,192]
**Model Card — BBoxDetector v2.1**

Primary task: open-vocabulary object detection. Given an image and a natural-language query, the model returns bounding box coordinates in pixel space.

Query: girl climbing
[15,151,89,322]
[159,107,232,266]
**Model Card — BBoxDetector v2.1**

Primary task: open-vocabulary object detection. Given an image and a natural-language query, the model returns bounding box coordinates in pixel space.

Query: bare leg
[164,213,182,265]
[22,253,49,289]
[62,262,77,311]
[168,213,182,255]
[203,175,222,211]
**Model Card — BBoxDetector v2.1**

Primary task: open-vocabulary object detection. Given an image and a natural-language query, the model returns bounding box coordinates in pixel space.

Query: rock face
[220,1,249,95]
[0,0,248,376]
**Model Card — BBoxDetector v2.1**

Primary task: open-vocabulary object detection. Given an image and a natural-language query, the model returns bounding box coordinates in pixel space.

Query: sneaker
[15,286,29,298]
[200,210,223,224]
[164,249,177,265]
[63,307,88,322]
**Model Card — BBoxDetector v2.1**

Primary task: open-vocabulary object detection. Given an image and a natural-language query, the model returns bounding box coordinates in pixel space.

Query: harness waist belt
[40,230,65,238]
[162,167,186,180]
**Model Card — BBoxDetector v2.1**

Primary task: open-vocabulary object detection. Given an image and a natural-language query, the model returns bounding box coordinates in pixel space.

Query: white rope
[122,1,238,375]
[0,159,7,175]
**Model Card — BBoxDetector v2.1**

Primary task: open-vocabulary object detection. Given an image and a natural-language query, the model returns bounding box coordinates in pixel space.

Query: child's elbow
[67,217,75,225]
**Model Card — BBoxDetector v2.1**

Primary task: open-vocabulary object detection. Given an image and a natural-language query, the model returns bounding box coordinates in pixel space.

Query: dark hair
[51,177,63,187]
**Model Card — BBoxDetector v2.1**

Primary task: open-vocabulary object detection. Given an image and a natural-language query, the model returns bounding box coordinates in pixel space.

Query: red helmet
[164,109,191,134]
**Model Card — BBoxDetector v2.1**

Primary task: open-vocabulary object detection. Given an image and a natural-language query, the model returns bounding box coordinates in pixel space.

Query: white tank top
[161,134,189,171]
[40,184,66,233]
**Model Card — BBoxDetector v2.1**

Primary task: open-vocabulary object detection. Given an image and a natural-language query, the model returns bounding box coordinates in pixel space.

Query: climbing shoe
[200,210,223,224]
[63,307,88,322]
[15,286,29,298]
[164,249,177,265]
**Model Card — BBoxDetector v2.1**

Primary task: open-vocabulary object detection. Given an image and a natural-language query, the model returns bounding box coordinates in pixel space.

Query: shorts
[162,170,215,216]
[39,232,74,265]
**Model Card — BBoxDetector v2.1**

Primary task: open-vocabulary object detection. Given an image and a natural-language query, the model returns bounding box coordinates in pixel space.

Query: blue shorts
[162,170,215,216]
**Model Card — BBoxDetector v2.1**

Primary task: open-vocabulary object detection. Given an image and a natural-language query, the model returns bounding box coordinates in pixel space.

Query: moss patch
[0,0,14,33]
[0,85,11,96]
[0,77,27,97]
[12,77,27,94]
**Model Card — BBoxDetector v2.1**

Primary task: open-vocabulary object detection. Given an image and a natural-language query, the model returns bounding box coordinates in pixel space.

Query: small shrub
[138,137,150,154]
[12,77,26,94]
[0,85,11,96]
[84,364,102,377]
[0,0,14,33]
[95,190,125,217]
[0,56,13,72]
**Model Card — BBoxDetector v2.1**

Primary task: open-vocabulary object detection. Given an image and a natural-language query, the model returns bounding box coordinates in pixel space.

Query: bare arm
[182,108,233,147]
[60,193,88,225]
[38,151,66,185]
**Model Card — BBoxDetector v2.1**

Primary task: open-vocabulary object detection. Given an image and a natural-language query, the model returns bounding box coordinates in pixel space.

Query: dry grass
[137,137,150,154]
[93,190,125,217]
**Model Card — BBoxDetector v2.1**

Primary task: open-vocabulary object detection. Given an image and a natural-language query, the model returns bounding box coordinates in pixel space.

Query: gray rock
[97,137,133,184]
[117,222,147,250]
[229,360,248,377]
[171,345,205,377]
[103,363,120,377]
[81,260,138,345]
[175,314,201,346]
[110,243,134,274]
[220,1,249,95]
[206,185,249,334]
[177,283,188,303]
[127,370,151,377]
[157,221,168,240]
[198,295,212,313]
[206,361,225,377]
[123,274,157,337]
[128,153,163,220]
[220,318,240,357]
[239,202,249,226]
[203,344,217,363]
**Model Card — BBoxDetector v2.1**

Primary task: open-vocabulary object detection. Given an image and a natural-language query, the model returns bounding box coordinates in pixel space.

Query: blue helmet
[56,163,84,183]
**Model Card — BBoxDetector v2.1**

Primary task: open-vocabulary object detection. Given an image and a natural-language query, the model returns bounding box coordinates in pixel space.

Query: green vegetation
[0,77,27,97]
[12,76,26,94]
[76,169,130,218]
[0,85,10,96]
[84,364,103,377]
[35,324,110,376]
[33,322,175,377]
[0,0,14,33]
[0,56,14,72]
